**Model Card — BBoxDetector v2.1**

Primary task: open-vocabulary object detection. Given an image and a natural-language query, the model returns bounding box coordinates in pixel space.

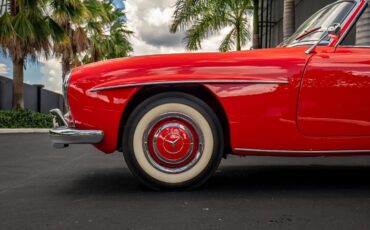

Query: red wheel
[123,92,224,190]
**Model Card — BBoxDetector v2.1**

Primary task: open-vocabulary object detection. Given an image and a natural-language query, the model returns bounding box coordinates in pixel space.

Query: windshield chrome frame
[286,0,360,48]
[335,0,369,47]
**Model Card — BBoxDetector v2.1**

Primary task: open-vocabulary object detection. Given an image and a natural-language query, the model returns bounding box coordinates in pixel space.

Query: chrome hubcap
[143,113,204,174]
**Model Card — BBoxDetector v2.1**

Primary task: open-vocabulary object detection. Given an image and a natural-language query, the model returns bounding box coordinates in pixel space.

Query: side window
[341,5,370,46]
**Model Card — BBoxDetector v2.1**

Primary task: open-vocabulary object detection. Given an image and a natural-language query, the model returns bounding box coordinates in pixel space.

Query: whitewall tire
[123,92,224,190]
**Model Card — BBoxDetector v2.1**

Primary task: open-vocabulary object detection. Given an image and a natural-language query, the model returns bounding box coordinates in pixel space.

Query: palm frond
[185,6,229,50]
[45,16,65,42]
[171,0,253,51]
[0,12,16,45]
[219,28,235,52]
[170,0,209,33]
[239,20,251,47]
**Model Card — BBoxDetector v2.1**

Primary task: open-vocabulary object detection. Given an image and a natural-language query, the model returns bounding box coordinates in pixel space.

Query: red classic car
[50,0,370,189]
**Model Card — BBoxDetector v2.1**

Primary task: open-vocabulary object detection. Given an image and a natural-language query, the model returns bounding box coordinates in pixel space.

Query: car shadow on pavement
[207,165,370,193]
[58,165,370,197]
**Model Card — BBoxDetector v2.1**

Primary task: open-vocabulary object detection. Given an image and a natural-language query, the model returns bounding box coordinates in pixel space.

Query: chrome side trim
[90,80,289,92]
[234,148,370,154]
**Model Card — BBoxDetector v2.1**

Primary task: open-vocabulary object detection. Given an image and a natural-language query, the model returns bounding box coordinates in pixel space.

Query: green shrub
[0,110,53,128]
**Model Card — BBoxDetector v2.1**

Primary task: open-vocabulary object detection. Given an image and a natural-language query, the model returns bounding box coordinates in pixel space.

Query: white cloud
[0,63,9,76]
[39,58,63,94]
[126,0,252,56]
[145,7,173,27]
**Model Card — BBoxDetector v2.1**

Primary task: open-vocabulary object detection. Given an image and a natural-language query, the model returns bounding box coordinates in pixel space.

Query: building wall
[261,0,337,48]
[0,76,64,113]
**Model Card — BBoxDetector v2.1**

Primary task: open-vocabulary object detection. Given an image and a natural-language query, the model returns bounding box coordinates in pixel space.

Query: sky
[0,0,251,93]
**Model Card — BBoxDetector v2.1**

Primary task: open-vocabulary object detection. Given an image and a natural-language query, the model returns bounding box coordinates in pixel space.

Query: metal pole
[34,84,44,113]
[260,0,264,48]
[269,0,273,48]
[265,0,269,48]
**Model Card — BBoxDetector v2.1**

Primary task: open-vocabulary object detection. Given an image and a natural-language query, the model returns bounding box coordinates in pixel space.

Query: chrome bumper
[49,109,104,148]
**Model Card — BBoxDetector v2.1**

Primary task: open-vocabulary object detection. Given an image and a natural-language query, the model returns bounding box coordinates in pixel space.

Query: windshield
[282,1,355,47]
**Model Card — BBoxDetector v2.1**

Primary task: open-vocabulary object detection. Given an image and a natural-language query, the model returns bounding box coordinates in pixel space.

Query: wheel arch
[117,84,231,157]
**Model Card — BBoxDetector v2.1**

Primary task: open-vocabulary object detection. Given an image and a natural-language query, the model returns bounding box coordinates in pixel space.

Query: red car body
[55,0,370,157]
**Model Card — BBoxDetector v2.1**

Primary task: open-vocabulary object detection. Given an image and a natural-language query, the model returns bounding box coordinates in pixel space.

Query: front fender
[68,81,140,153]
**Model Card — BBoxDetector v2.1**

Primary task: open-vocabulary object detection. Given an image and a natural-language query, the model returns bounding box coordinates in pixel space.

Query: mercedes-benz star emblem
[164,134,183,153]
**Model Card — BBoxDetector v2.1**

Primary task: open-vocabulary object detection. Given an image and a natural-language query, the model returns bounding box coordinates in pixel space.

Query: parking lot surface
[1,134,370,229]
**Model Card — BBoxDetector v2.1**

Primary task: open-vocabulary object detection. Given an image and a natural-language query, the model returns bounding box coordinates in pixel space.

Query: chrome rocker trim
[49,109,104,149]
[234,148,370,154]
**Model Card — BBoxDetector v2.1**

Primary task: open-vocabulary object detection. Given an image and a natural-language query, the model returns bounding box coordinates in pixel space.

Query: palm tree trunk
[9,0,17,15]
[61,55,71,81]
[356,6,370,46]
[93,49,100,63]
[236,23,242,51]
[283,0,295,41]
[252,0,261,49]
[10,0,24,111]
[12,58,24,110]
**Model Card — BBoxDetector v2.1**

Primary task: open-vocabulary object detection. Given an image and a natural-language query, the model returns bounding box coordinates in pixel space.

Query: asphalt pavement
[1,133,370,230]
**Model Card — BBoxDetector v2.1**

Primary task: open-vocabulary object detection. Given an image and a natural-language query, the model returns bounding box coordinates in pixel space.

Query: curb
[0,129,49,134]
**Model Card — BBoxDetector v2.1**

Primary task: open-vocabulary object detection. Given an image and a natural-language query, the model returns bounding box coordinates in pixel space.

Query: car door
[297,47,370,137]
[297,5,370,137]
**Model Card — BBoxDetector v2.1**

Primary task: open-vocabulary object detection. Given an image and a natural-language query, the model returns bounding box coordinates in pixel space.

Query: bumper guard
[49,109,104,148]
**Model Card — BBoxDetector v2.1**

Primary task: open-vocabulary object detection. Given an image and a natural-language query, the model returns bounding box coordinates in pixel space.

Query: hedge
[0,110,53,128]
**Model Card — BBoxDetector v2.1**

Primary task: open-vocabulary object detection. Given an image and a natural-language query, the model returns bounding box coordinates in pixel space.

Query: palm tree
[356,5,370,46]
[52,0,105,80]
[171,0,253,52]
[0,0,63,110]
[283,0,295,40]
[82,1,133,64]
[53,0,132,78]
